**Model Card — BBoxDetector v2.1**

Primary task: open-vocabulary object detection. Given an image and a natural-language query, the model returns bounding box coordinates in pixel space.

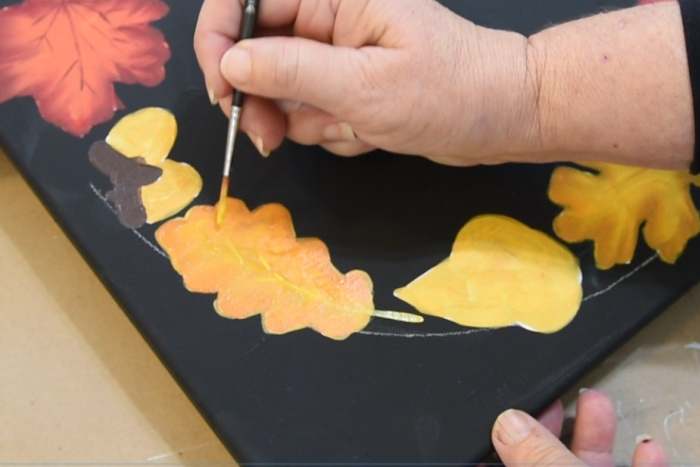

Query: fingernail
[579,387,590,394]
[220,45,251,85]
[248,133,270,157]
[207,87,218,106]
[276,99,305,112]
[636,434,652,444]
[323,122,356,141]
[494,409,533,446]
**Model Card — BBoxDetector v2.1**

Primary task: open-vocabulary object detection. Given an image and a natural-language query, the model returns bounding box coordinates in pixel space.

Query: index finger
[194,0,236,99]
[194,0,303,99]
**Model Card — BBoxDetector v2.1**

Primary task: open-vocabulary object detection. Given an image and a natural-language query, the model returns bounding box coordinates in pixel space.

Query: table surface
[2,146,700,464]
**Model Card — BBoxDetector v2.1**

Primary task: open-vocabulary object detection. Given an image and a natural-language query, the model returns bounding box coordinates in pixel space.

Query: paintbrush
[216,0,261,226]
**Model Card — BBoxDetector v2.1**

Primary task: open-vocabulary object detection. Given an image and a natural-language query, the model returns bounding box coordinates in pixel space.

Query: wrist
[461,26,546,163]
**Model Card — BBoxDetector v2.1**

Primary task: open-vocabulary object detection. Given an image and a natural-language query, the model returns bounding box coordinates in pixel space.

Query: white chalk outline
[89,183,168,259]
[89,183,661,339]
[582,253,658,302]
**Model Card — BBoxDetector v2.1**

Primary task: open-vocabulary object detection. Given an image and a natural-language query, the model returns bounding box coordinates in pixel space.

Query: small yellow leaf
[106,107,176,165]
[142,160,201,223]
[103,107,202,224]
[549,162,700,269]
[394,215,582,334]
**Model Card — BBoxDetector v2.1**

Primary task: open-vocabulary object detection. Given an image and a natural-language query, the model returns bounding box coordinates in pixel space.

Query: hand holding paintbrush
[216,0,260,226]
[198,0,693,171]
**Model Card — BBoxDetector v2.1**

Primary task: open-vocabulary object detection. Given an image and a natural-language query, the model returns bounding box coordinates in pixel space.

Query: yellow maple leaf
[106,107,202,223]
[549,162,700,269]
[155,198,375,340]
[394,215,582,334]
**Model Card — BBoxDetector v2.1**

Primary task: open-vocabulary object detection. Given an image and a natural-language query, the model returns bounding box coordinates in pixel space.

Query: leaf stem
[372,310,424,323]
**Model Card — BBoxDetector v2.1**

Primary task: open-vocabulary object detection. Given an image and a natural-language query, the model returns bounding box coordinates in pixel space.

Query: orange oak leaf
[155,199,375,340]
[549,162,700,269]
[0,0,170,136]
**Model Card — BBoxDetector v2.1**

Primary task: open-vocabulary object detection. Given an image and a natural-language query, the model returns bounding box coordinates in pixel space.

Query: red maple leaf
[0,0,171,136]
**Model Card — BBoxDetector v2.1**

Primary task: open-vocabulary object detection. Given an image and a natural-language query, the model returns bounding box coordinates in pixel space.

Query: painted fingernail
[248,133,270,157]
[494,409,533,446]
[220,45,251,86]
[207,87,218,106]
[636,434,652,444]
[322,122,356,141]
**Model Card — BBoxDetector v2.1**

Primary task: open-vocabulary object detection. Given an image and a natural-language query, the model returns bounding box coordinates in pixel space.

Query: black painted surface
[3,0,695,464]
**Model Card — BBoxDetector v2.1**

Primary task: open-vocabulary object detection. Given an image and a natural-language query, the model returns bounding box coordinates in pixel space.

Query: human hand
[493,389,668,467]
[194,0,542,165]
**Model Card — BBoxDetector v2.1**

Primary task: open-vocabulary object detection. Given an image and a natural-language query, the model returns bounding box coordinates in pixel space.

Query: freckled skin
[530,2,693,168]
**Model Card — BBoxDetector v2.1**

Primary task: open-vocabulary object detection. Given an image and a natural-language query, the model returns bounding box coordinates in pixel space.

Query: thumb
[220,37,363,114]
[493,409,583,466]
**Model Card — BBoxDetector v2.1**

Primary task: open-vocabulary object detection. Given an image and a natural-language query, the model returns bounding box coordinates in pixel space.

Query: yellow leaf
[394,215,582,334]
[549,162,700,269]
[141,160,201,223]
[155,198,375,340]
[106,107,176,165]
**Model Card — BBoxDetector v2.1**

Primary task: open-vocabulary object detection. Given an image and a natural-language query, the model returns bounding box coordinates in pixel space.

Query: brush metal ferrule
[222,106,242,178]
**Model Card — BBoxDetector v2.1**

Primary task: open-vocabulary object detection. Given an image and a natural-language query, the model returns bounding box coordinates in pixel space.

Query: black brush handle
[233,0,260,108]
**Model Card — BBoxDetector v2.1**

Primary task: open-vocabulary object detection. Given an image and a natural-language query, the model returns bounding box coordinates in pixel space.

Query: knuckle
[271,43,301,92]
[347,52,403,127]
[338,51,380,116]
[348,51,374,99]
[526,440,576,467]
